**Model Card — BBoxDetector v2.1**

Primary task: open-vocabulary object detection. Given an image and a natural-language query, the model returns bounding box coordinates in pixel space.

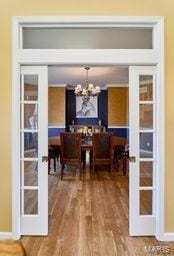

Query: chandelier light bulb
[82,88,87,95]
[88,84,94,90]
[95,86,101,93]
[77,84,82,89]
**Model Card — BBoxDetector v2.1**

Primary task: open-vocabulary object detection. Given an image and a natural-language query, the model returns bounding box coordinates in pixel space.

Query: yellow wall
[0,0,174,233]
[108,87,128,126]
[48,87,65,126]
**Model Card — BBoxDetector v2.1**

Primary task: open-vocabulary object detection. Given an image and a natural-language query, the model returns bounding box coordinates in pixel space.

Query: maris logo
[144,245,171,254]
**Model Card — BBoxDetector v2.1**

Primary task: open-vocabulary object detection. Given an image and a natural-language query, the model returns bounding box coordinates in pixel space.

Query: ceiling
[24,66,129,87]
[48,66,129,87]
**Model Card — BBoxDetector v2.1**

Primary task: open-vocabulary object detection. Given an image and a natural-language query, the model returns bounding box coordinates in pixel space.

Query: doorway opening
[22,65,131,250]
[21,64,156,241]
[12,16,164,242]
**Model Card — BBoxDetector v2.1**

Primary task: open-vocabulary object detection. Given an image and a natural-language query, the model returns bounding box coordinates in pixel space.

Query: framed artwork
[76,96,98,118]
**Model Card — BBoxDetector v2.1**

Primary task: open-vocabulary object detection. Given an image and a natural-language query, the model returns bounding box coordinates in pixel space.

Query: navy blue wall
[48,127,65,137]
[65,89,129,138]
[66,90,108,130]
[107,128,129,139]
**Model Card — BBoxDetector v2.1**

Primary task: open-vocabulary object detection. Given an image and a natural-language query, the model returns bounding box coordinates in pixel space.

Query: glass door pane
[140,190,152,215]
[24,132,38,158]
[139,132,153,158]
[23,27,153,49]
[139,75,153,101]
[140,104,153,129]
[23,75,38,101]
[24,190,38,215]
[24,161,38,186]
[24,104,38,130]
[140,162,153,187]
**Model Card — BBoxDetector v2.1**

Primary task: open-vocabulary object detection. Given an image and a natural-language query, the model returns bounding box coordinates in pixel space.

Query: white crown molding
[106,84,129,88]
[14,16,163,25]
[48,84,66,87]
[66,85,108,91]
[66,84,129,90]
[66,87,75,90]
[49,84,129,89]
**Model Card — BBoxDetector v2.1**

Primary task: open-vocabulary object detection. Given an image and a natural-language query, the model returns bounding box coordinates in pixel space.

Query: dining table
[48,136,128,149]
[48,136,129,175]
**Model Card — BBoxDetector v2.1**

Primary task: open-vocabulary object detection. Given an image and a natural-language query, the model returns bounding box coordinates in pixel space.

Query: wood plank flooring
[21,160,174,256]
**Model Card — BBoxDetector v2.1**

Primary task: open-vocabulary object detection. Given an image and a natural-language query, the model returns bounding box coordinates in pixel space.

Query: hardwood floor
[21,159,174,256]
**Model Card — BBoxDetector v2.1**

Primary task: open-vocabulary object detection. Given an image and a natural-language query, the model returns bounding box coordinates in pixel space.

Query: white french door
[129,66,156,236]
[20,66,48,235]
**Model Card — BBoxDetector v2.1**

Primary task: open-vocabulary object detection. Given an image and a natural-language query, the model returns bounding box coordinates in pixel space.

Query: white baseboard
[156,232,174,241]
[163,233,174,241]
[0,232,13,240]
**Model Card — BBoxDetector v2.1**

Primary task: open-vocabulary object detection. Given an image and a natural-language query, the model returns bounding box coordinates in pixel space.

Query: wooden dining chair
[60,132,83,179]
[92,132,114,172]
[93,125,104,133]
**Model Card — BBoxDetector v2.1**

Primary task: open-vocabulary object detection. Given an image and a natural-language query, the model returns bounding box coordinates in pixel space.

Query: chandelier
[74,67,101,99]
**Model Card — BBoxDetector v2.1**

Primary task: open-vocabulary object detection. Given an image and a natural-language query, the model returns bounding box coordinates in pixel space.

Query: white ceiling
[48,66,129,87]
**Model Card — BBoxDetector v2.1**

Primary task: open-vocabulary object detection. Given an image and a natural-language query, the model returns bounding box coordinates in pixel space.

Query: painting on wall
[76,96,98,118]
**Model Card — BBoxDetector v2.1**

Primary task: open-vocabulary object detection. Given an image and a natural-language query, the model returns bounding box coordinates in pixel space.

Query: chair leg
[61,164,64,180]
[54,157,56,172]
[57,150,60,162]
[89,150,93,168]
[79,162,82,176]
[114,154,119,171]
[82,150,86,169]
[48,157,50,175]
[122,155,127,176]
[92,162,95,173]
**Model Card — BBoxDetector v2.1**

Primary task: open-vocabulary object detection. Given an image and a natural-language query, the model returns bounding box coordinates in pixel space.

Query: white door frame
[12,16,165,240]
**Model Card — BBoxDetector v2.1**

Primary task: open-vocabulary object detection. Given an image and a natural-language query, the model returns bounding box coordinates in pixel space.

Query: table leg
[89,150,93,168]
